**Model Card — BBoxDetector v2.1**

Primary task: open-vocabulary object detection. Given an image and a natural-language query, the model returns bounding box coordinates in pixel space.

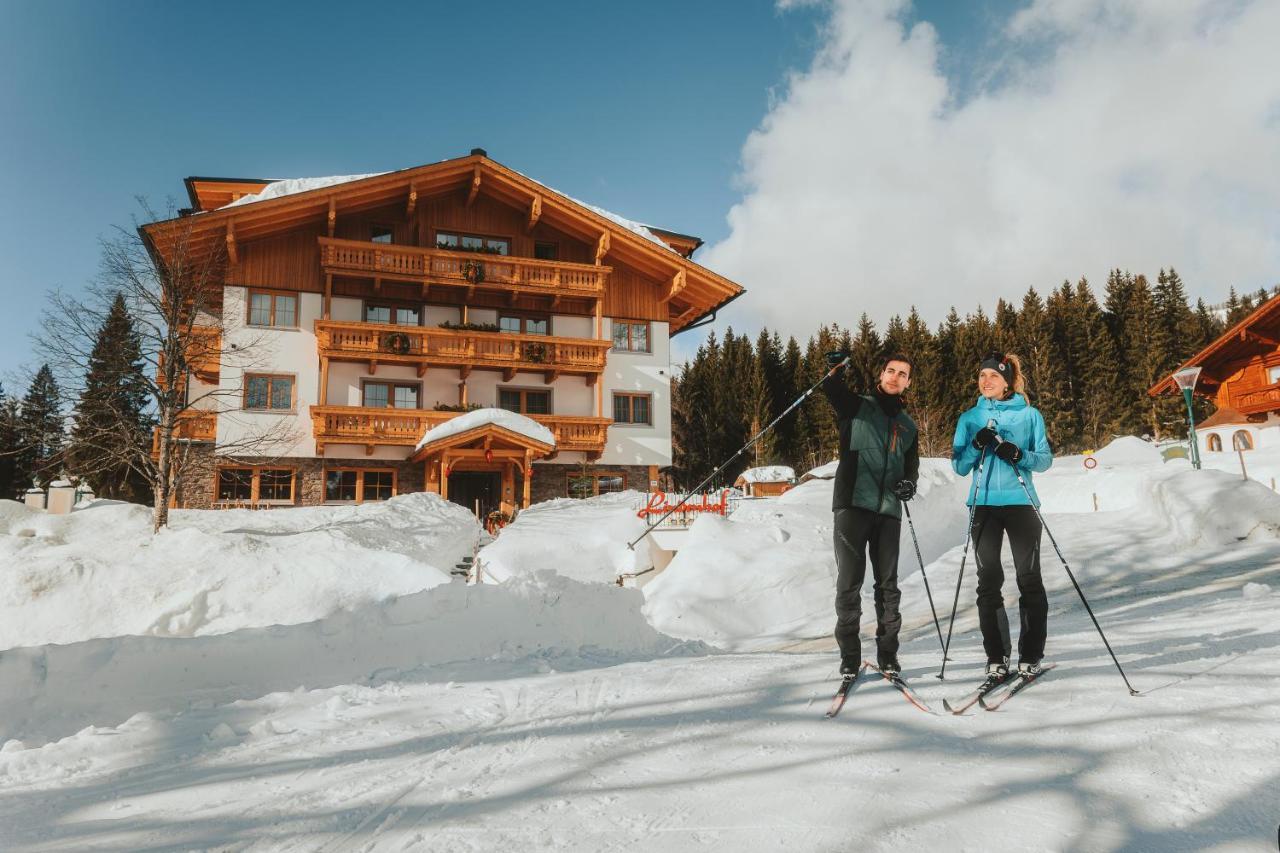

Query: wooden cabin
[1150,293,1280,454]
[141,149,744,518]
[734,466,796,498]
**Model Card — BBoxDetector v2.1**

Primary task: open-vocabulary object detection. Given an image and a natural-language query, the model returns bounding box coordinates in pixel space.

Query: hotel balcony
[1233,383,1280,415]
[319,237,609,299]
[151,410,218,456]
[310,405,611,457]
[315,320,611,381]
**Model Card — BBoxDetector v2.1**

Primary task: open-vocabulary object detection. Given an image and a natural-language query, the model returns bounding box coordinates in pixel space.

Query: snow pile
[738,465,795,484]
[0,493,479,650]
[221,173,387,208]
[1131,468,1280,547]
[479,491,651,584]
[0,571,693,743]
[642,459,966,650]
[802,459,839,480]
[414,407,554,451]
[1090,435,1164,466]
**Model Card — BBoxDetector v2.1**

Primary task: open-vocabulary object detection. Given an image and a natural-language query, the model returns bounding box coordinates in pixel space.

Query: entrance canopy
[412,408,556,510]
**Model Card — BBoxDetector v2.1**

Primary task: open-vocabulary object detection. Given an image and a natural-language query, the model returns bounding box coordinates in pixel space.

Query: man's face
[879,360,911,396]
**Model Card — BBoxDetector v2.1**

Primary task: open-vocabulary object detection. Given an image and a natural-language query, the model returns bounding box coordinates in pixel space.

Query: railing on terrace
[319,237,609,296]
[309,405,611,454]
[150,410,218,455]
[1234,383,1280,414]
[314,320,610,375]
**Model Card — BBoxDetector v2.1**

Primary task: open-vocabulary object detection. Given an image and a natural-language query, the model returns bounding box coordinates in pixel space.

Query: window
[499,388,550,415]
[362,381,420,409]
[371,225,393,244]
[568,471,627,499]
[534,242,558,261]
[217,468,253,502]
[244,374,294,411]
[435,231,509,255]
[364,302,420,325]
[499,314,549,336]
[611,320,650,353]
[613,392,652,425]
[248,290,298,328]
[1207,433,1222,452]
[325,468,396,503]
[1233,430,1254,451]
[216,467,294,504]
[1269,365,1280,385]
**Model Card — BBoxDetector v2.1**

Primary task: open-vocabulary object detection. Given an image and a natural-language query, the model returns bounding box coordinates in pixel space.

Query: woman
[951,352,1053,681]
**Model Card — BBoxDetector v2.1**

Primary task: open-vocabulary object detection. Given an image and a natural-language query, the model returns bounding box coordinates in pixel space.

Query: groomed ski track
[1,511,1277,851]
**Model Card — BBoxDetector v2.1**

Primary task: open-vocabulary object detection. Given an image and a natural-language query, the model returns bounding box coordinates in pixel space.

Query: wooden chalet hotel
[142,150,743,517]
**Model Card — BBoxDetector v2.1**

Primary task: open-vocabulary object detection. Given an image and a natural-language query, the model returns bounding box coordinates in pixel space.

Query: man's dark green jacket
[821,374,920,518]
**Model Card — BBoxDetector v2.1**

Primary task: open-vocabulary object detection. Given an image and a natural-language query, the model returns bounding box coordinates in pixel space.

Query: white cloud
[697,0,1280,348]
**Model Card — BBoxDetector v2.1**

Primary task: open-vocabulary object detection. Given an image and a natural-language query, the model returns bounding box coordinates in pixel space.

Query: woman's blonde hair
[1002,353,1027,398]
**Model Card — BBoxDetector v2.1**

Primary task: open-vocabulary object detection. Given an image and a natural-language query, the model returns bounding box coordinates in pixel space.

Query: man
[821,351,919,678]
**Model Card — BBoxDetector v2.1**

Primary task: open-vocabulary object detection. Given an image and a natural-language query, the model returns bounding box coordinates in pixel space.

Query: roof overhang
[1149,294,1280,396]
[410,422,554,464]
[142,153,743,333]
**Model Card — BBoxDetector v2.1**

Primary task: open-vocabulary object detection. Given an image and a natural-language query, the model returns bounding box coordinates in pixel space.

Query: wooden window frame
[1207,433,1223,452]
[370,223,395,244]
[566,470,627,499]
[362,299,423,326]
[533,241,558,261]
[497,385,552,416]
[610,319,651,354]
[243,373,297,413]
[360,379,423,410]
[213,465,298,506]
[612,392,652,426]
[498,310,552,336]
[323,467,399,504]
[246,288,300,329]
[433,228,512,256]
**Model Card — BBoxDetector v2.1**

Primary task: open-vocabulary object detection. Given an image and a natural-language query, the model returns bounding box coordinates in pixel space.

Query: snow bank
[642,460,966,650]
[479,491,652,584]
[0,493,479,650]
[1129,468,1280,547]
[0,571,694,744]
[738,465,795,484]
[413,407,554,451]
[1090,435,1164,466]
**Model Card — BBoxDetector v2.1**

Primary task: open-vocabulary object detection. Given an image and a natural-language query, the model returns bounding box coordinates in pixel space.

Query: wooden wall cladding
[604,265,665,322]
[228,228,324,291]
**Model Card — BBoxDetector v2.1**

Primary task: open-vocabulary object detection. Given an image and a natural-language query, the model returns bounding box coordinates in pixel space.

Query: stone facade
[529,463,656,505]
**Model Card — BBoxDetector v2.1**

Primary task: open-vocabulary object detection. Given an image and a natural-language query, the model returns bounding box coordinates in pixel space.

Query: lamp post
[1172,366,1202,470]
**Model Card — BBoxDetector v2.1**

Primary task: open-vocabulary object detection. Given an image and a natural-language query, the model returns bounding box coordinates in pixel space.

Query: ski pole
[992,436,1140,695]
[901,501,947,659]
[626,356,851,550]
[938,439,991,680]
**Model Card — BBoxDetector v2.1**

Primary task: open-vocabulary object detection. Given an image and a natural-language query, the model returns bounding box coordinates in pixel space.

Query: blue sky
[0,0,1016,386]
[6,0,1274,390]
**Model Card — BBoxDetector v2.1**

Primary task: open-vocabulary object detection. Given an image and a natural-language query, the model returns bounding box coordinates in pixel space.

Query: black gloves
[825,350,850,369]
[994,441,1023,465]
[972,426,998,451]
[893,480,916,501]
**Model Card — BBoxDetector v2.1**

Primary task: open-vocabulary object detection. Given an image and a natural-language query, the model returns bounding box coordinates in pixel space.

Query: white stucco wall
[1201,420,1280,453]
[216,287,320,457]
[600,318,672,467]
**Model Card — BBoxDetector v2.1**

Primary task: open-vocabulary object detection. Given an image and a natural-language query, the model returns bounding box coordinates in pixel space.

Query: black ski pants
[972,504,1047,665]
[833,506,901,668]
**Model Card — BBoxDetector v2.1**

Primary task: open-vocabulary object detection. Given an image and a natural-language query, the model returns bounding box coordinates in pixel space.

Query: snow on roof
[801,460,839,481]
[413,408,555,452]
[220,173,388,209]
[737,466,796,484]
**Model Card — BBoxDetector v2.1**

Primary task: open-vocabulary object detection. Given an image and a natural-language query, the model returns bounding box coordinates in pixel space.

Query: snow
[478,490,651,584]
[220,174,387,208]
[2,436,1279,850]
[1090,434,1166,466]
[0,493,478,649]
[802,458,839,480]
[413,406,554,452]
[736,465,795,484]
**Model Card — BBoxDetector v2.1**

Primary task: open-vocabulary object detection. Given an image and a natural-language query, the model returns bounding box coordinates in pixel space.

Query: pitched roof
[1149,293,1280,396]
[145,151,743,332]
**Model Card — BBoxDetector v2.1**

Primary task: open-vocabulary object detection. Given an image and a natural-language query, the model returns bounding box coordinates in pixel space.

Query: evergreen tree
[18,365,65,490]
[0,384,17,500]
[848,314,882,393]
[993,298,1019,352]
[1072,279,1121,449]
[1016,288,1055,403]
[778,336,804,468]
[1042,283,1080,449]
[68,293,153,502]
[1223,287,1249,325]
[899,307,945,454]
[1193,298,1223,350]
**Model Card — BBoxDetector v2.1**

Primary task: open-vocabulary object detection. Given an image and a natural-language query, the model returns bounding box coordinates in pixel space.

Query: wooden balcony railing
[310,405,611,455]
[319,237,609,296]
[151,410,218,455]
[157,326,221,387]
[315,320,611,378]
[1234,383,1280,414]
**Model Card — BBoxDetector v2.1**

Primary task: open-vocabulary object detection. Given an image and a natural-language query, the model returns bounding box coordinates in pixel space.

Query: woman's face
[978,368,1008,400]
